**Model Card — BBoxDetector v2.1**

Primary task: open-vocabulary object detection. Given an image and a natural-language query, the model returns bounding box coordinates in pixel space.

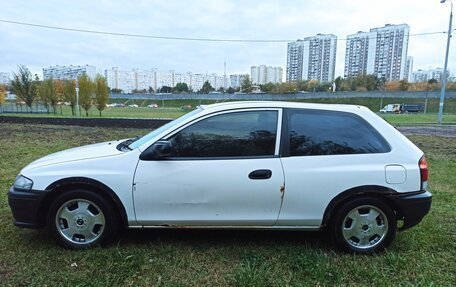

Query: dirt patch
[397,126,456,137]
[0,116,171,129]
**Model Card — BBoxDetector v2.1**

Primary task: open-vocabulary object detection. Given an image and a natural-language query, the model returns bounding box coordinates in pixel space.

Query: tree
[201,81,214,94]
[398,80,410,91]
[78,74,95,117]
[54,80,64,114]
[307,80,318,92]
[0,84,6,106]
[94,75,110,117]
[227,87,235,94]
[63,80,77,116]
[38,79,56,113]
[148,86,154,94]
[11,65,37,110]
[159,86,172,93]
[174,82,189,93]
[260,82,275,93]
[241,76,252,93]
[111,88,123,94]
[41,78,60,114]
[427,78,438,90]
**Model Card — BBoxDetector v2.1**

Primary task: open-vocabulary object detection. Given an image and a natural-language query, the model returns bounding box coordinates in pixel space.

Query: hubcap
[55,199,105,245]
[342,205,388,249]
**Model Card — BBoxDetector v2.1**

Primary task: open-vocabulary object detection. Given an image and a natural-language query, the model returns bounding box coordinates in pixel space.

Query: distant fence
[0,103,53,114]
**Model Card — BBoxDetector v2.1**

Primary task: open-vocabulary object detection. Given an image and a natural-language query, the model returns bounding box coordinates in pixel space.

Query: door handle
[248,169,272,180]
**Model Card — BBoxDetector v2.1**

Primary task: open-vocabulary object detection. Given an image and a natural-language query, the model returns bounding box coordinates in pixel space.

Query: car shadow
[115,228,334,250]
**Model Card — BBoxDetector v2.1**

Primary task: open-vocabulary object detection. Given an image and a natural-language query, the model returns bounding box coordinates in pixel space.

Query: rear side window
[288,109,390,156]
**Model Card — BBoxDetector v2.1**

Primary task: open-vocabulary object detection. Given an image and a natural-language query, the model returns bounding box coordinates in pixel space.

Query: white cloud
[0,0,454,78]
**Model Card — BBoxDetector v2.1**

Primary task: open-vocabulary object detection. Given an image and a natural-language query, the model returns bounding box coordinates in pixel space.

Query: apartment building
[43,65,96,80]
[344,24,410,81]
[287,34,337,82]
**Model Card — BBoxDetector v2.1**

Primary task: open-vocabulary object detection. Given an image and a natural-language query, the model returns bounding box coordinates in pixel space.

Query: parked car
[128,104,139,108]
[380,104,425,114]
[379,104,401,114]
[8,101,432,253]
[147,103,158,108]
[400,104,425,113]
[180,104,192,110]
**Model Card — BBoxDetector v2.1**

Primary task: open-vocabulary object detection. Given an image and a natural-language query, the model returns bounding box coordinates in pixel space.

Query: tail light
[419,156,428,188]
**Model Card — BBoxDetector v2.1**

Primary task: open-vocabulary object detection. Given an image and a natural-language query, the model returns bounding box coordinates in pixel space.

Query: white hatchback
[8,101,432,253]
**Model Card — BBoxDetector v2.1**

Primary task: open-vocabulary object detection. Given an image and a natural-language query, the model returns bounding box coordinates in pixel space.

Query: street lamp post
[438,0,453,124]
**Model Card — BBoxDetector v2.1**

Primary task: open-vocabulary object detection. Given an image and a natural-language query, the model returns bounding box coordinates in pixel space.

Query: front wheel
[331,197,396,254]
[47,189,118,249]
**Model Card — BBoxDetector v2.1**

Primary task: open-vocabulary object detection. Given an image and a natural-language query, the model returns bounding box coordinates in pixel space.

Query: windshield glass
[128,108,202,150]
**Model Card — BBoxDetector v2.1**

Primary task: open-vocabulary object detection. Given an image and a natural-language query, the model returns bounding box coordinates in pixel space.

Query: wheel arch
[39,177,128,228]
[321,185,400,229]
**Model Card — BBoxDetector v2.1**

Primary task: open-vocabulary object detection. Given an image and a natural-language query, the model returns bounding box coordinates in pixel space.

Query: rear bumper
[387,189,432,231]
[7,186,48,229]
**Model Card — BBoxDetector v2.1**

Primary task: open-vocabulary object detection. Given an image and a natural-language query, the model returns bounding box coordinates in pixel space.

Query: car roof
[199,101,369,113]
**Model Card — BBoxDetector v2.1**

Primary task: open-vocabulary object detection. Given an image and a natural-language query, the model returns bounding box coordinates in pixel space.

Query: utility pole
[438,0,453,124]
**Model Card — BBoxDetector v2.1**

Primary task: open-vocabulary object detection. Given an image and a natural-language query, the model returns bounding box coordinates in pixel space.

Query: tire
[330,197,396,254]
[47,189,119,249]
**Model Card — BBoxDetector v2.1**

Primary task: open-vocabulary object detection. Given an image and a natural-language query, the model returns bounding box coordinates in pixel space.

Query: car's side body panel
[133,158,285,226]
[21,149,141,225]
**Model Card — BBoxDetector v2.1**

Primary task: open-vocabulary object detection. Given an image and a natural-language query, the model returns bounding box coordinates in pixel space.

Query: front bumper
[7,186,48,229]
[387,189,432,231]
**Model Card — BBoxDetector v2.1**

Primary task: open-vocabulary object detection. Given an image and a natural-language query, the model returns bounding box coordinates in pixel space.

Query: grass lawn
[0,124,455,286]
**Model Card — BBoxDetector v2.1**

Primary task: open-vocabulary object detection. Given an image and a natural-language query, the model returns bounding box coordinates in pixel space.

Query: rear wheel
[47,189,118,249]
[331,197,396,254]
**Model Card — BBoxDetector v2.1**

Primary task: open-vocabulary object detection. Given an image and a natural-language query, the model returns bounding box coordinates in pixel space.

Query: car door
[133,108,285,226]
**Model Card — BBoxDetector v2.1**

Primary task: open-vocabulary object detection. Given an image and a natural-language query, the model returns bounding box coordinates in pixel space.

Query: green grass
[0,123,455,286]
[380,113,456,124]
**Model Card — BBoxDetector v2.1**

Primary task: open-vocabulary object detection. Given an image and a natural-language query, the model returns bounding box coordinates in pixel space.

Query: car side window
[166,110,278,158]
[288,109,390,156]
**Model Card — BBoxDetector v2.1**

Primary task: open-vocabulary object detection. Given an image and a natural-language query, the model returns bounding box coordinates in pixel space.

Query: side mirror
[139,140,172,161]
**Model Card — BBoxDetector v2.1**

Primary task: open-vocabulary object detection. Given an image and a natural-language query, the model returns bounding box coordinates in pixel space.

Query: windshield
[128,108,202,150]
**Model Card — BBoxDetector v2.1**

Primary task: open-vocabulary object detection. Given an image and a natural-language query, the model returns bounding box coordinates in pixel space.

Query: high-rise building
[344,24,410,81]
[344,31,377,78]
[286,40,305,82]
[404,56,413,81]
[411,67,449,83]
[43,65,96,80]
[251,65,283,85]
[230,74,248,88]
[286,34,337,83]
[411,70,428,83]
[0,72,10,85]
[105,67,226,93]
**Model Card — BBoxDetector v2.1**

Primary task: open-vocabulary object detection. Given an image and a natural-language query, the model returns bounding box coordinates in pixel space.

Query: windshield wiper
[116,136,140,151]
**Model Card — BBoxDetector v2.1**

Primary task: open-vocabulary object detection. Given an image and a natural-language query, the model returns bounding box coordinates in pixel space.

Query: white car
[8,101,432,253]
[147,104,158,108]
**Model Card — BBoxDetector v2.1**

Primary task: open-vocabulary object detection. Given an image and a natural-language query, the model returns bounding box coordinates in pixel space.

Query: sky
[0,0,454,79]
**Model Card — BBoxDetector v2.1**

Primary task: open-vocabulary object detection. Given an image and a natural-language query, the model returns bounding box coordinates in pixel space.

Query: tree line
[7,65,109,116]
[110,74,456,95]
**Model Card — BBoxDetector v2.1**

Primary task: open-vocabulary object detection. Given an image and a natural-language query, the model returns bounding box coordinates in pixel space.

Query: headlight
[13,175,33,191]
